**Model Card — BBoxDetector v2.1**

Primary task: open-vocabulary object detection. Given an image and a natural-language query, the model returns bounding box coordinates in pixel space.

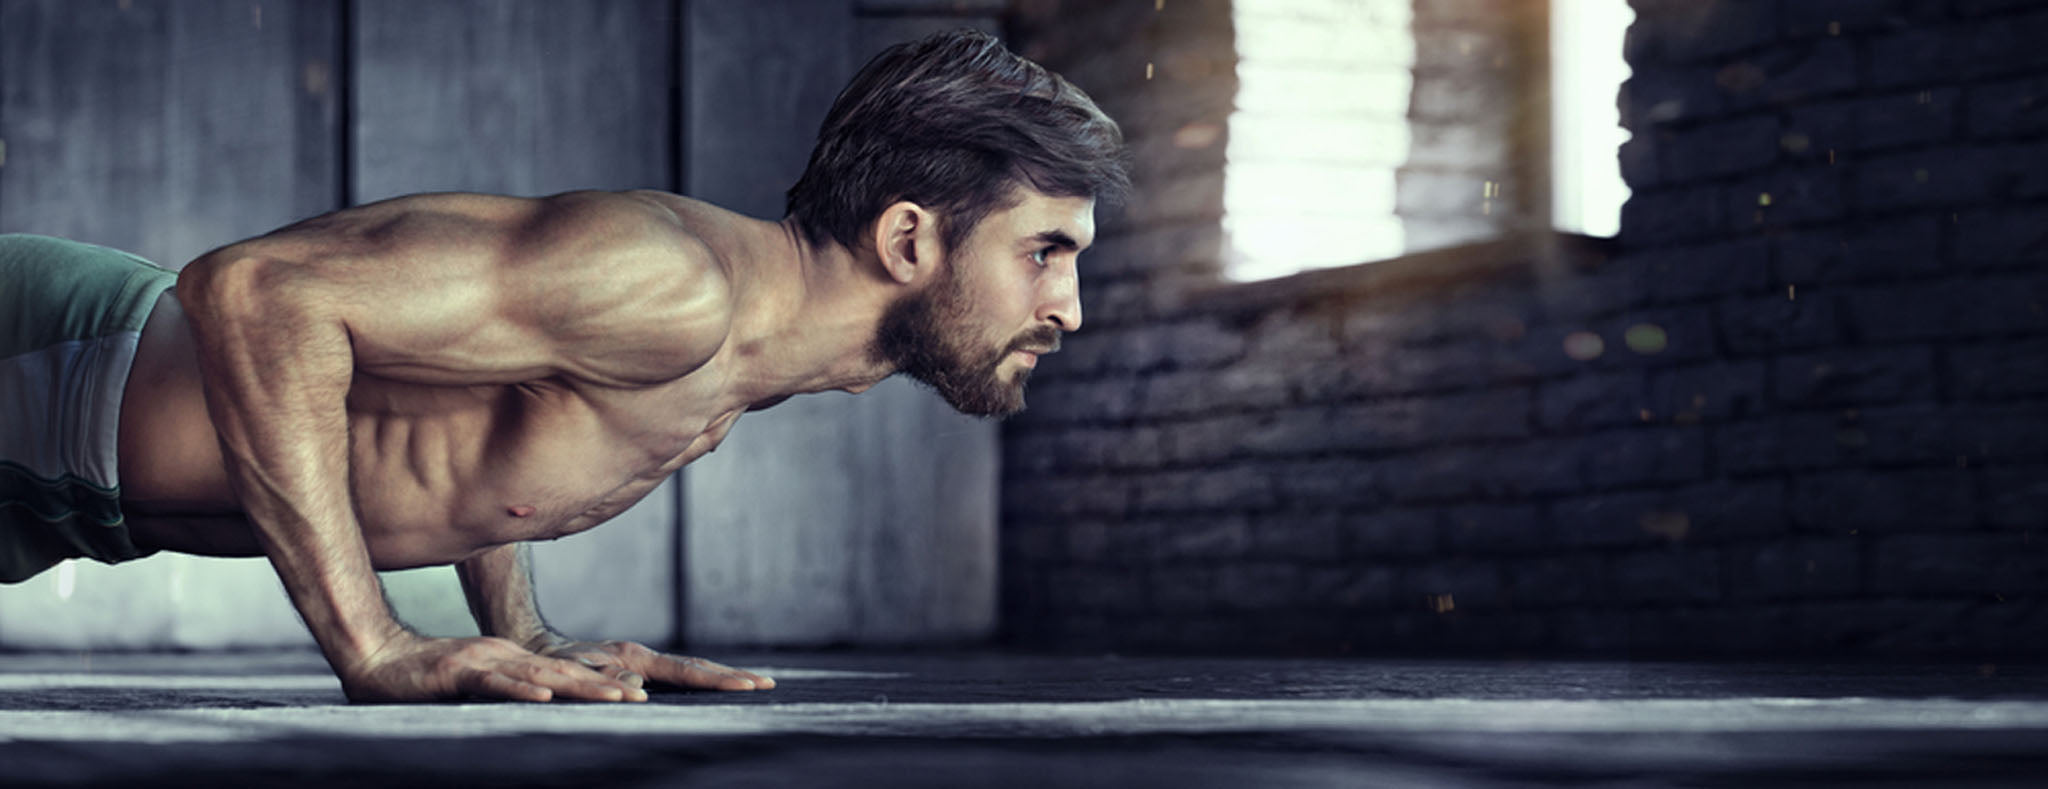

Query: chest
[346,373,744,548]
[492,388,742,537]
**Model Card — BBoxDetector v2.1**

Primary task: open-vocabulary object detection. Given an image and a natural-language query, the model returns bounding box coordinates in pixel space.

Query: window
[1550,0,1634,237]
[1220,0,1634,282]
[1222,0,1413,282]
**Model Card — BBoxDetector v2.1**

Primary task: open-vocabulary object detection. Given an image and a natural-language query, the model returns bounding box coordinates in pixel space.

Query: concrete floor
[2,651,2047,787]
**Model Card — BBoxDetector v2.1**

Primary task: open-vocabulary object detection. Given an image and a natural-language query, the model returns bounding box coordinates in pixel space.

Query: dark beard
[870,271,1054,418]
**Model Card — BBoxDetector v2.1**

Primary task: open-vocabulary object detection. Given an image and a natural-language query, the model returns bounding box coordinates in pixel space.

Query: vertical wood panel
[352,0,680,644]
[681,0,859,645]
[0,0,339,264]
[855,13,997,65]
[353,0,676,201]
[845,378,999,643]
[683,2,1000,646]
[683,0,853,217]
[0,0,341,649]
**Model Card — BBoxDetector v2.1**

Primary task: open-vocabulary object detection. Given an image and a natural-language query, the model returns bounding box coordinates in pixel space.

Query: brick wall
[1401,0,1546,252]
[999,0,2048,658]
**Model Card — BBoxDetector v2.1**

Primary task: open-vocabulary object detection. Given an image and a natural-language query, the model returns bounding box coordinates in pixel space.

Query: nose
[1040,265,1082,333]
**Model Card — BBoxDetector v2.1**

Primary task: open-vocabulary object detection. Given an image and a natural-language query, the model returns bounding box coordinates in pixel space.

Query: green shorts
[1,233,178,583]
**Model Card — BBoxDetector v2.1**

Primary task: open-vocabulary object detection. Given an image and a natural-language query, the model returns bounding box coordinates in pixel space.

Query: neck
[717,216,899,404]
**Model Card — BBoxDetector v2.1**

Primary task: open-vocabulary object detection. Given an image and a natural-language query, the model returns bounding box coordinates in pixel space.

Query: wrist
[329,619,418,678]
[511,626,569,653]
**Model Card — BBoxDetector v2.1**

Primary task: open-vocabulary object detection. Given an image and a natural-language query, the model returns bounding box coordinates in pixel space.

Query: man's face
[871,189,1095,417]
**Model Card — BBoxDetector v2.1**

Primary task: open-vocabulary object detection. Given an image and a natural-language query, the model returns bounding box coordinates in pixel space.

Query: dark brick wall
[999,0,2048,658]
[1401,0,1548,251]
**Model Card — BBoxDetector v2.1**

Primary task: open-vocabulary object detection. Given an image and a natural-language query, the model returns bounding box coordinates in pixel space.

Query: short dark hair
[784,28,1131,258]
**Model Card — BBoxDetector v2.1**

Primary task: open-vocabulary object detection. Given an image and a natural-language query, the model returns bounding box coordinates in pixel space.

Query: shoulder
[514,191,735,387]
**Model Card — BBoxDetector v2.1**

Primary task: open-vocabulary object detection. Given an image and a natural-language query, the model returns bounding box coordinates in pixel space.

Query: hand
[339,631,650,704]
[533,637,776,693]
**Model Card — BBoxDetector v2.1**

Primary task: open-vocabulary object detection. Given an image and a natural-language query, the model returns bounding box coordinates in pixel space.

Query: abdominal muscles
[343,377,707,569]
[346,381,583,566]
[123,364,721,570]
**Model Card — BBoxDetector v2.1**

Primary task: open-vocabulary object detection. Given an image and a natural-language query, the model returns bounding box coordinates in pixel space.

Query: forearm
[455,543,561,651]
[181,255,405,672]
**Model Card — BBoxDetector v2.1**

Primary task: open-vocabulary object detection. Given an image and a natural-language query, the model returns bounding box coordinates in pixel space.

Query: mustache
[1010,327,1063,354]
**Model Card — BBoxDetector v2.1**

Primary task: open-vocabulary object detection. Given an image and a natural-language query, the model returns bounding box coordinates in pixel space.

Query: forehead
[981,189,1096,248]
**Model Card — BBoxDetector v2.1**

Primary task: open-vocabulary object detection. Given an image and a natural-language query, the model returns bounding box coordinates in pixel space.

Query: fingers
[466,660,647,703]
[526,660,647,702]
[582,661,646,691]
[541,641,773,694]
[685,656,776,690]
[466,670,553,703]
[648,654,776,692]
[357,636,658,704]
[562,654,649,696]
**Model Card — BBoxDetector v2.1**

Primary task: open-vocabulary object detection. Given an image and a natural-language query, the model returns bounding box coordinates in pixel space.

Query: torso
[118,289,748,570]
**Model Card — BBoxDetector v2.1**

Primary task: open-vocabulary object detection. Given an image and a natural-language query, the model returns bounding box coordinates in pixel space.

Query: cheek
[1005,275,1043,326]
[937,276,1004,347]
[960,276,1029,339]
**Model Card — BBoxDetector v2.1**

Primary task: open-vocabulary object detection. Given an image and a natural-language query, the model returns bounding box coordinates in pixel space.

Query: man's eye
[1031,247,1054,267]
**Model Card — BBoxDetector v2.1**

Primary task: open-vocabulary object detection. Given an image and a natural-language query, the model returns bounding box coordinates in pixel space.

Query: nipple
[508,505,536,518]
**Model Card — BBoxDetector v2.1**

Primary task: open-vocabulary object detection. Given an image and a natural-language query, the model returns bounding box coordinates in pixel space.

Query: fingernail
[738,678,757,690]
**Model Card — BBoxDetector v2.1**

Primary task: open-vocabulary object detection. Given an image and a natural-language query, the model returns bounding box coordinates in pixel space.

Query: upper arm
[183,190,733,389]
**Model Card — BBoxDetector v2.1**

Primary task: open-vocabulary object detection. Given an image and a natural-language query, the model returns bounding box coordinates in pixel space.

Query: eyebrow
[1026,229,1088,252]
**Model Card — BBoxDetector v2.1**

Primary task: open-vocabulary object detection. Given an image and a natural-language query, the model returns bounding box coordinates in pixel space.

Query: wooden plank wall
[352,0,675,200]
[680,0,1004,647]
[0,0,341,648]
[0,0,1007,650]
[0,0,339,266]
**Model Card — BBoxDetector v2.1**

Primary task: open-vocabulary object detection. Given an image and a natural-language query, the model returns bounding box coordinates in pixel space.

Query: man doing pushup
[0,28,1129,703]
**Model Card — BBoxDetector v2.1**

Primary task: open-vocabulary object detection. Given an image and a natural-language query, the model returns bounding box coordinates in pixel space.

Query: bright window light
[1551,0,1634,237]
[1223,0,1413,282]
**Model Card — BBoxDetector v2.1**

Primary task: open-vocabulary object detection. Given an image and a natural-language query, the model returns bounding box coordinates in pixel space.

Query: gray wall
[0,0,339,268]
[0,0,1003,651]
[0,0,342,648]
[679,0,1003,647]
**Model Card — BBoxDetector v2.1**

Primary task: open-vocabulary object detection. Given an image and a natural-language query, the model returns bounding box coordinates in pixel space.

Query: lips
[1012,338,1059,368]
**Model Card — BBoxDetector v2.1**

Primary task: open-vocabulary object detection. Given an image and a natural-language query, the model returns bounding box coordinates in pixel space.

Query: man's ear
[872,201,941,285]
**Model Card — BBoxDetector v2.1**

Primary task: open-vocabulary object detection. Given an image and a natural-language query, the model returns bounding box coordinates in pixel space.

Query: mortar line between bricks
[1028,311,2036,397]
[1617,200,2048,259]
[1625,152,2024,196]
[1637,48,2048,116]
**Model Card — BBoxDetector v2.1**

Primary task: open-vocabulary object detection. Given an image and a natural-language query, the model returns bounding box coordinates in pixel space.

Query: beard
[870,267,1058,418]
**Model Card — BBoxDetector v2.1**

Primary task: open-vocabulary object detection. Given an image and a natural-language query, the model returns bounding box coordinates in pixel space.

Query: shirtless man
[0,29,1128,703]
